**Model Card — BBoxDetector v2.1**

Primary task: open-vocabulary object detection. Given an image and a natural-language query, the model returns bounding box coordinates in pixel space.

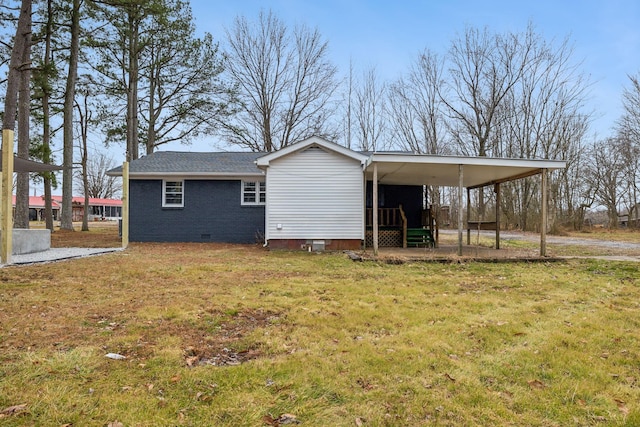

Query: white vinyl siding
[265,147,364,240]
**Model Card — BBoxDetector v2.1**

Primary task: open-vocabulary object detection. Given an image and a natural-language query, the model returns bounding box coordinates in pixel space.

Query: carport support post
[1,129,14,264]
[466,188,471,245]
[495,183,501,250]
[373,162,378,256]
[122,161,129,248]
[458,165,464,256]
[540,168,548,257]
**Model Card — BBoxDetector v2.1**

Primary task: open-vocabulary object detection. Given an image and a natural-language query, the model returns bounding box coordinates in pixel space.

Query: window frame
[163,180,184,208]
[241,180,266,206]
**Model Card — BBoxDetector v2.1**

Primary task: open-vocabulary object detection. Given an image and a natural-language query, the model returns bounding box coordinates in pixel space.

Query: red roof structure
[12,195,122,221]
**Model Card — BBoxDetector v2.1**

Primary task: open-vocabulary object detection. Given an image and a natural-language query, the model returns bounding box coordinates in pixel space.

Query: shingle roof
[107,151,265,176]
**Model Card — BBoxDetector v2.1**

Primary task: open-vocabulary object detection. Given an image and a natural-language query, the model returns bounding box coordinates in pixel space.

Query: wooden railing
[366,205,408,248]
[366,206,405,228]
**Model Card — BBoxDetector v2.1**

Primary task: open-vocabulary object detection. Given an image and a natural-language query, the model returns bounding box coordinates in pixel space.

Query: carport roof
[365,153,566,188]
[0,153,63,173]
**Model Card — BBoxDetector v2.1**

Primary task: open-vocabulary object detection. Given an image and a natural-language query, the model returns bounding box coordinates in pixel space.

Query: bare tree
[388,49,450,213]
[222,10,339,152]
[584,138,627,228]
[75,79,94,231]
[388,49,449,155]
[617,73,640,216]
[353,66,387,151]
[75,151,121,199]
[618,74,640,144]
[496,32,591,231]
[443,26,531,157]
[442,26,533,219]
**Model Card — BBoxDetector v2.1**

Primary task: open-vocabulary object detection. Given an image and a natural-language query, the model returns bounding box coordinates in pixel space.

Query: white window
[163,180,184,207]
[242,181,266,205]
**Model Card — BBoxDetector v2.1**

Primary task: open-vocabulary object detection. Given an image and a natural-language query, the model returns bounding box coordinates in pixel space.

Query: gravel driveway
[441,229,640,261]
[1,247,123,267]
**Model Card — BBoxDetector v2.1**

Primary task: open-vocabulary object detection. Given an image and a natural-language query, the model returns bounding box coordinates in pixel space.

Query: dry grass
[0,228,639,425]
[567,226,640,243]
[29,221,122,248]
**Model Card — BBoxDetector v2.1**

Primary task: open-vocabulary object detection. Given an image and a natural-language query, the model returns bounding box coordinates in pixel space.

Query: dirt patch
[180,309,282,367]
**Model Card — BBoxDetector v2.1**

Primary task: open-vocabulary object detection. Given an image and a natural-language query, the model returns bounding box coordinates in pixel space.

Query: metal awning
[365,153,566,188]
[365,153,567,257]
[0,153,63,172]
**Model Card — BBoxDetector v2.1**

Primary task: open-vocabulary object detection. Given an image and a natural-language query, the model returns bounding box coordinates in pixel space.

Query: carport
[1,150,64,264]
[364,153,566,256]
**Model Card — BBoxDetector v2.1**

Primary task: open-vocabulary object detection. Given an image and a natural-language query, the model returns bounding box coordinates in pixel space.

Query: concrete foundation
[0,229,51,255]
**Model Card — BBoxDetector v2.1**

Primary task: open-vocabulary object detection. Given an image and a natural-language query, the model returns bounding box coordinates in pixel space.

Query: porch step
[406,228,435,248]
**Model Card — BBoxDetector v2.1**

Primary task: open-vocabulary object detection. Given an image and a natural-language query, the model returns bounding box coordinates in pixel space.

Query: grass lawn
[0,228,639,425]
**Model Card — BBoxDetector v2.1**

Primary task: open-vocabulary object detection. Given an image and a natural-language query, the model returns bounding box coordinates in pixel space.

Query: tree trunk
[2,0,31,263]
[60,0,80,230]
[14,24,32,229]
[2,1,31,131]
[42,0,54,231]
[127,10,140,161]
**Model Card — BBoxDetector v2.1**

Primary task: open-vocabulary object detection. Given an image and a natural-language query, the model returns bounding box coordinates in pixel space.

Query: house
[50,196,122,222]
[109,151,266,243]
[108,136,566,254]
[11,195,61,221]
[11,195,122,222]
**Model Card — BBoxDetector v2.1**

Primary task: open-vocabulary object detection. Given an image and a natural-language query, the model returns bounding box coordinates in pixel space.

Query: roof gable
[256,136,368,168]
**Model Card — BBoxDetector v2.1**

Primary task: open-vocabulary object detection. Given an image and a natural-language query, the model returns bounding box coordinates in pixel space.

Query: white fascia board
[367,153,566,170]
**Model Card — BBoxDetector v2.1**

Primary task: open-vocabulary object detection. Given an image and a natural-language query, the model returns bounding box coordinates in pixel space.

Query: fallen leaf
[615,399,629,415]
[527,379,545,390]
[0,404,27,417]
[355,416,365,426]
[277,413,300,425]
[262,414,278,426]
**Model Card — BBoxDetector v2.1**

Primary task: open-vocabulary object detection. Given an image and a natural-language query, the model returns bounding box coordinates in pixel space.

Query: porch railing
[366,205,408,247]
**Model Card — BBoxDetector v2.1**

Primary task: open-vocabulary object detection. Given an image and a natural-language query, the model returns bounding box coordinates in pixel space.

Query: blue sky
[187,0,640,144]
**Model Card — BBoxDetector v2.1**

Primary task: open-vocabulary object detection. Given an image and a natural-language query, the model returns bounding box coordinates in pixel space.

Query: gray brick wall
[129,179,265,243]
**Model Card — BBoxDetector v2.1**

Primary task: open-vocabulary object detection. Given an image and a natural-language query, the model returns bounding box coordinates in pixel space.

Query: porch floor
[357,244,551,263]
